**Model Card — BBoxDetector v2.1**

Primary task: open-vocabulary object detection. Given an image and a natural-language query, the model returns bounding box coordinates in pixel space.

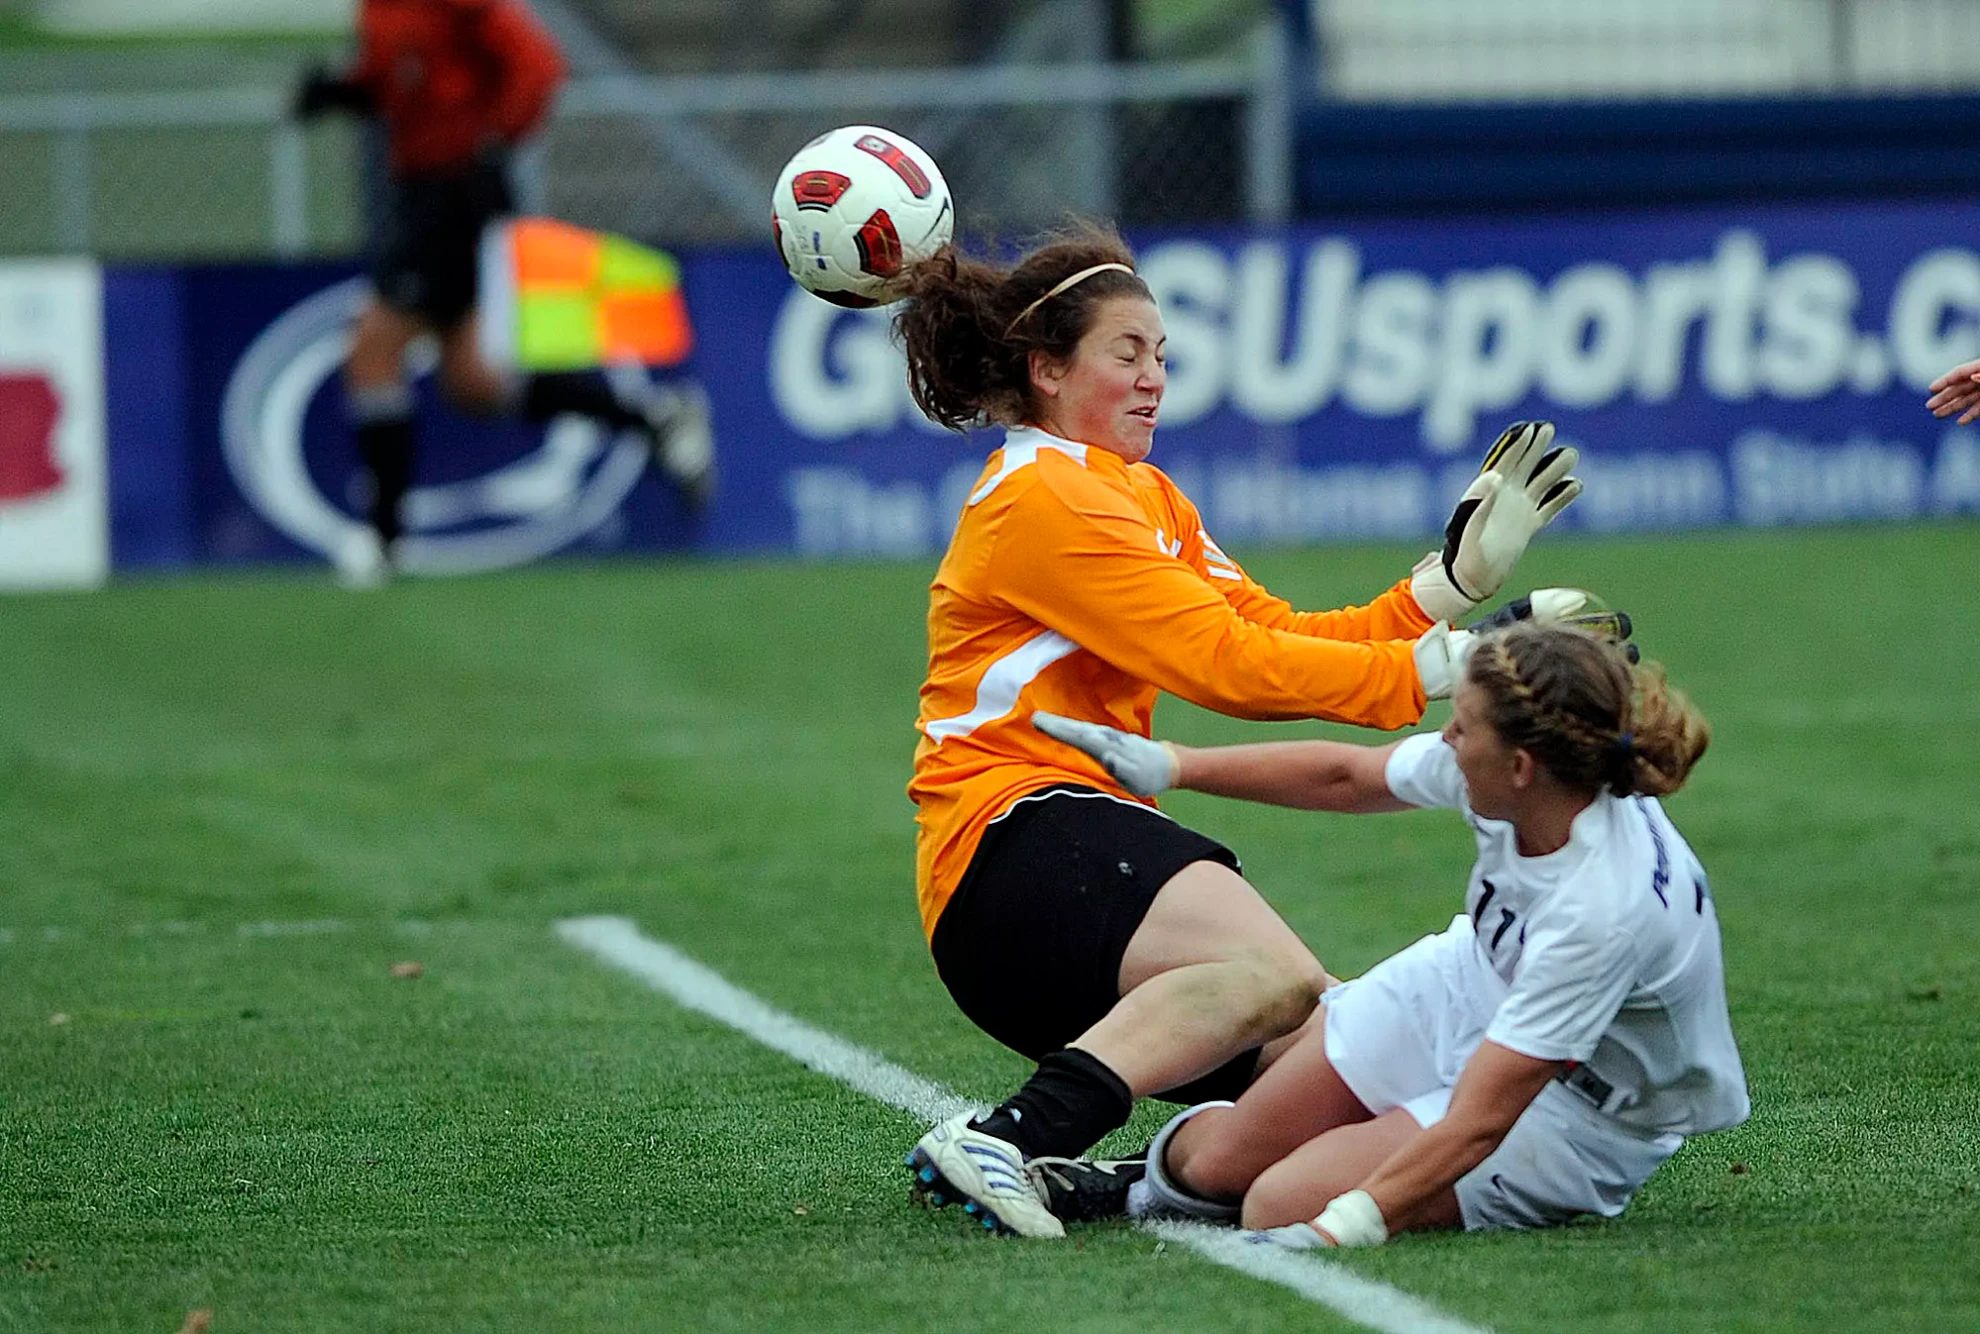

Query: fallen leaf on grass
[179,1309,213,1334]
[48,1013,70,1026]
[389,961,424,979]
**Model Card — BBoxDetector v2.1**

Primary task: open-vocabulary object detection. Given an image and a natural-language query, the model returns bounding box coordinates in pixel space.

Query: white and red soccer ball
[772,125,954,308]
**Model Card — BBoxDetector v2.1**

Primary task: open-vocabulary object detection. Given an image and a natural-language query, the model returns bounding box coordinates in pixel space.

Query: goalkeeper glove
[1412,622,1477,702]
[1030,713,1178,796]
[292,65,374,120]
[1471,587,1640,664]
[1411,421,1581,623]
[1418,587,1638,700]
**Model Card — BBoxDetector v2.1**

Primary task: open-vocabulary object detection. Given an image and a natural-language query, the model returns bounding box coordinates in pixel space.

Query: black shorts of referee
[929,784,1261,1105]
[369,154,514,330]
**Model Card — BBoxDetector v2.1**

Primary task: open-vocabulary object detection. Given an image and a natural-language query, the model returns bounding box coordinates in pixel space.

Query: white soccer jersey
[1383,732,1751,1138]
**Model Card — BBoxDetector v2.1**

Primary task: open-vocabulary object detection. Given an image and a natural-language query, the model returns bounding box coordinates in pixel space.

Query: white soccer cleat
[906,1113,1066,1239]
[333,529,394,590]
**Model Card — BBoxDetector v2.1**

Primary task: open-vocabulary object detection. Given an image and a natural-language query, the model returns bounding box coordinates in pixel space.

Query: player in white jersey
[1032,621,1748,1244]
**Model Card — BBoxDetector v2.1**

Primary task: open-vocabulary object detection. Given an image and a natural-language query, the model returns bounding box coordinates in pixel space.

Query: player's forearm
[1174,740,1405,813]
[1279,578,1437,643]
[1356,1044,1559,1233]
[1358,1114,1509,1232]
[1001,538,1427,731]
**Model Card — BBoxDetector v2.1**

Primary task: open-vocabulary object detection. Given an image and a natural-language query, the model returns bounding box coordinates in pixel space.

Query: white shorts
[1321,914,1683,1232]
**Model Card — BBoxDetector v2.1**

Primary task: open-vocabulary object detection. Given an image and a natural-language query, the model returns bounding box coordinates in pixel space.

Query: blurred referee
[294,0,713,584]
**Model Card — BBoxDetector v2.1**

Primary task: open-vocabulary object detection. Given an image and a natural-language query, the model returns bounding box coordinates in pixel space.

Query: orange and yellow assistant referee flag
[477,217,694,372]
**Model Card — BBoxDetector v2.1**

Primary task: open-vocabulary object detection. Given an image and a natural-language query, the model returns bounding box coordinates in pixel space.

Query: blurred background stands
[3,0,1980,263]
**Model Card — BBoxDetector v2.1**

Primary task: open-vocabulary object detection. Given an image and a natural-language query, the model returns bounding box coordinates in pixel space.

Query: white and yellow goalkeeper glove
[1411,421,1582,623]
[1470,587,1638,662]
[1031,713,1178,796]
[1416,587,1637,700]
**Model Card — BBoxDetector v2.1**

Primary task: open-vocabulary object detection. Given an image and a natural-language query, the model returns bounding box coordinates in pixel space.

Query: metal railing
[0,19,1293,261]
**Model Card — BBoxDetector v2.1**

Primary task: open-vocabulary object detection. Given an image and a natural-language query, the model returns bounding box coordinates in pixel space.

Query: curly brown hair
[1465,623,1711,799]
[892,223,1151,432]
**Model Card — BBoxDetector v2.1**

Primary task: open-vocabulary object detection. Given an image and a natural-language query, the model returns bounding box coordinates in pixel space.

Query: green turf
[3,524,1979,1332]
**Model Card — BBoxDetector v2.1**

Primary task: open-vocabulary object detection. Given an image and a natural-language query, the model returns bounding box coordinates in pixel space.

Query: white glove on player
[1030,712,1178,796]
[1416,586,1636,700]
[1412,622,1478,702]
[1411,421,1582,623]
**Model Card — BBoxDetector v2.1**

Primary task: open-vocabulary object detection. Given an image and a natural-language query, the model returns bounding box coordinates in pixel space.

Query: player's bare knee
[1247,951,1325,1040]
[1178,1132,1269,1203]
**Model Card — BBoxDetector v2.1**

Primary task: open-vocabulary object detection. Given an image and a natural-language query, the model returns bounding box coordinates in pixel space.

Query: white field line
[554,915,975,1125]
[555,913,1493,1334]
[1144,1220,1493,1334]
[236,919,350,937]
[0,919,466,944]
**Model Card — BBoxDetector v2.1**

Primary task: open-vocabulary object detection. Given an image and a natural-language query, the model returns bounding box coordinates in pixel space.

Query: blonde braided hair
[1467,624,1710,799]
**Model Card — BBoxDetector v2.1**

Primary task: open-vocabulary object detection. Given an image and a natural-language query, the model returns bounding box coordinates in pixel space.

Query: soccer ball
[771,125,954,309]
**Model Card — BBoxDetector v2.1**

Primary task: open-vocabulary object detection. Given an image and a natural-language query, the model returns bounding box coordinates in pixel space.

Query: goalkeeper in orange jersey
[892,223,1591,1238]
[292,0,711,584]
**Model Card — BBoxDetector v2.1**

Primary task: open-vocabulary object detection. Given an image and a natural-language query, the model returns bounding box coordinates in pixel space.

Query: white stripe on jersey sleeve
[1197,529,1245,580]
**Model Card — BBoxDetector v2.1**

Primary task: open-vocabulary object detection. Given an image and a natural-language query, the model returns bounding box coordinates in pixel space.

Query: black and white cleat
[1025,1155,1148,1224]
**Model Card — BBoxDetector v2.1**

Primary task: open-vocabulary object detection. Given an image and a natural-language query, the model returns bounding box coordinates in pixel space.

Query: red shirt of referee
[295,0,711,584]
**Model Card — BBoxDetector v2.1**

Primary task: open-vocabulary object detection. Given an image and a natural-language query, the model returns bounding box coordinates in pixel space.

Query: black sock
[971,1048,1133,1161]
[354,412,415,549]
[519,372,644,432]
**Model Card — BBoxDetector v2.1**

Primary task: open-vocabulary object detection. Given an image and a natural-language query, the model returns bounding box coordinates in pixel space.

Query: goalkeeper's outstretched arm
[1030,712,1410,814]
[1173,738,1410,815]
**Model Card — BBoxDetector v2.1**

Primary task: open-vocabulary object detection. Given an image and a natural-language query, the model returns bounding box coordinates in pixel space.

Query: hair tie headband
[1614,731,1635,758]
[1003,262,1136,337]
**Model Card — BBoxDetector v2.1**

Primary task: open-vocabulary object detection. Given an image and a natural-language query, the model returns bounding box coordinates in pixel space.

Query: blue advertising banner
[759,198,1980,555]
[104,196,1980,571]
[107,262,705,572]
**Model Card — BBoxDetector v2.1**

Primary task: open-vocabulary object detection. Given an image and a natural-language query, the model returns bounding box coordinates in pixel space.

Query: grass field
[4,524,1979,1333]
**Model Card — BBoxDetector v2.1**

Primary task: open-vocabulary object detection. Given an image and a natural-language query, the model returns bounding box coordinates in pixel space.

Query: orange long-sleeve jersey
[910,426,1436,941]
[350,0,566,178]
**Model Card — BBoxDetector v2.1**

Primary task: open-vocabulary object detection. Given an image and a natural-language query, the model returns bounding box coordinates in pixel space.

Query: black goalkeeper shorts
[929,785,1261,1105]
[370,159,513,329]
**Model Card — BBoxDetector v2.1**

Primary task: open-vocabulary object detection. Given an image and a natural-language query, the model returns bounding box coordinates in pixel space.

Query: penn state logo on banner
[219,277,651,575]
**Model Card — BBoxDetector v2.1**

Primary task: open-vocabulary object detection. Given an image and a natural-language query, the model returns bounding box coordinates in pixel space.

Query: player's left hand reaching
[1926,357,1980,424]
[1031,713,1178,796]
[1412,421,1581,622]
